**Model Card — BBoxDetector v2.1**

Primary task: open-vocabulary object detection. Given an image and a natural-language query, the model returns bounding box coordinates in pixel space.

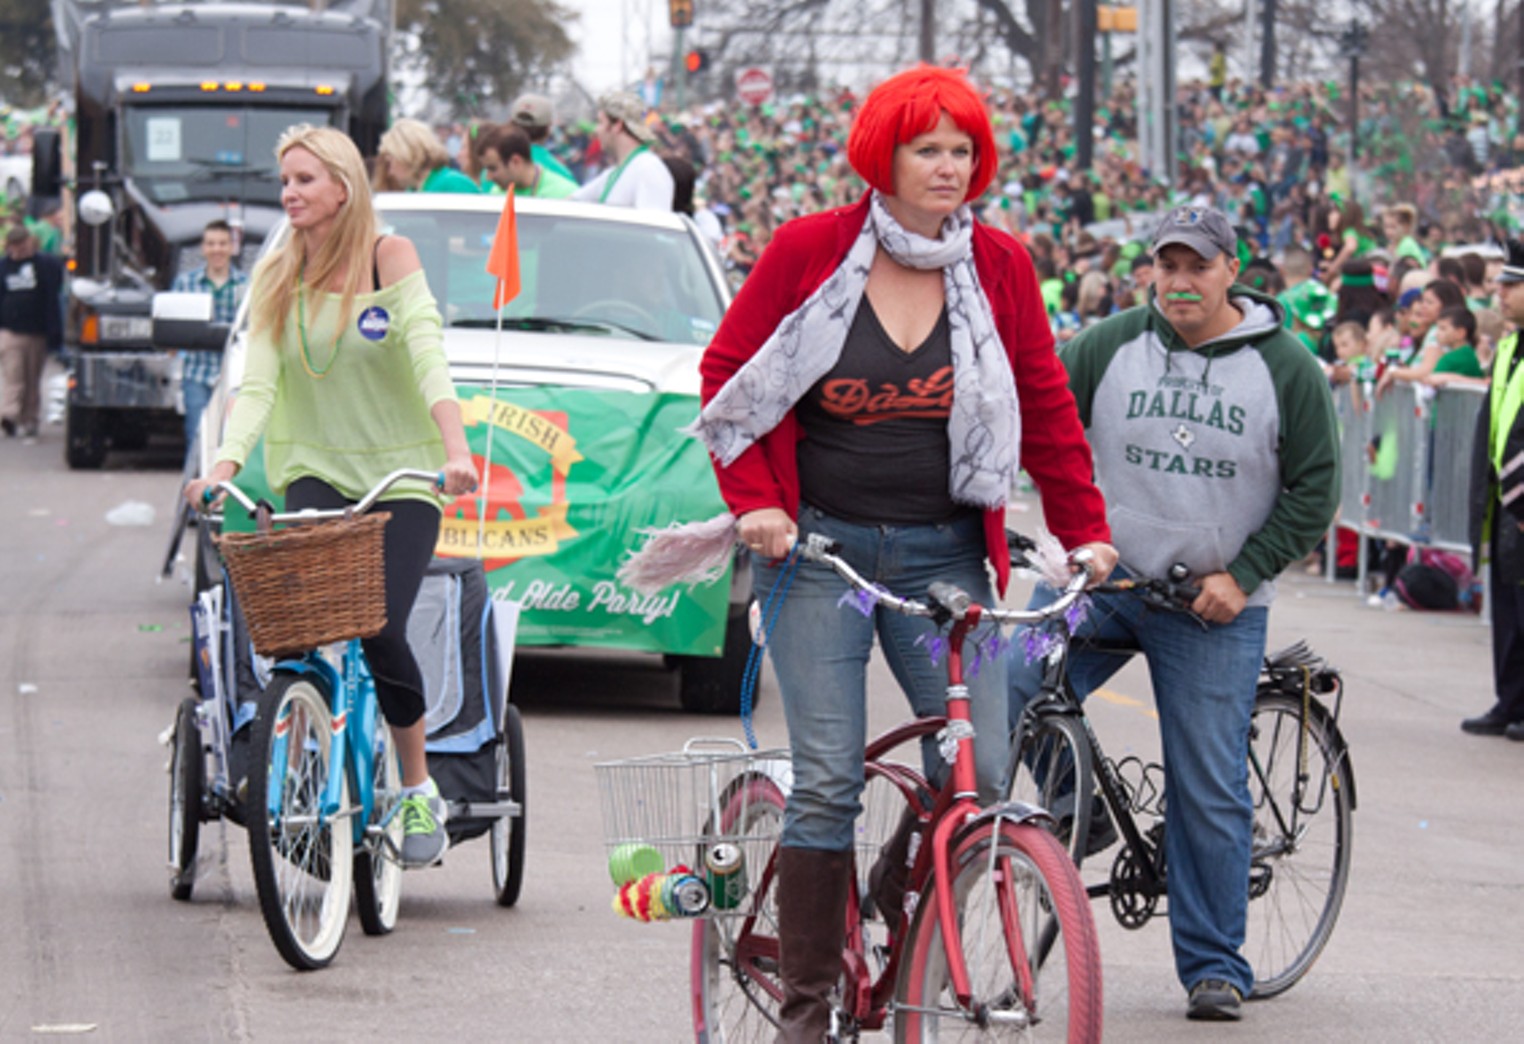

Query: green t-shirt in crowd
[1395,235,1429,265]
[420,166,483,194]
[1433,344,1485,378]
[1040,277,1064,317]
[1343,227,1376,258]
[24,217,62,255]
[532,144,576,182]
[526,165,578,199]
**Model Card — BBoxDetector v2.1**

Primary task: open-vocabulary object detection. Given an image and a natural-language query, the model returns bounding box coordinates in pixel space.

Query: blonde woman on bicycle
[185,124,478,868]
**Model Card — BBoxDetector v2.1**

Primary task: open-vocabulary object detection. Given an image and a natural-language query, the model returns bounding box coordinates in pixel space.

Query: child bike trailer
[408,556,526,906]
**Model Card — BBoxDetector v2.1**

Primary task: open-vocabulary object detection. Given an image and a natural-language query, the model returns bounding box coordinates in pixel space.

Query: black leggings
[286,477,440,728]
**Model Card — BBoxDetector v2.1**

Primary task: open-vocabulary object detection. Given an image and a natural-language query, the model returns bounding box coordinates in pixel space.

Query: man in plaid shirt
[172,219,247,450]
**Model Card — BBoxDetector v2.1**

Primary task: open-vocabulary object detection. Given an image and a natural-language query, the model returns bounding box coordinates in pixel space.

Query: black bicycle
[1004,541,1355,999]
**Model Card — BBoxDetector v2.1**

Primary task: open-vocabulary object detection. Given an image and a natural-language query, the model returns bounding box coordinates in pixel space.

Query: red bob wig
[847,65,996,203]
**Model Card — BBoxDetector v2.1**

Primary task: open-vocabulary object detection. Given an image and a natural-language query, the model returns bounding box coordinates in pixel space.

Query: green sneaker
[399,786,449,868]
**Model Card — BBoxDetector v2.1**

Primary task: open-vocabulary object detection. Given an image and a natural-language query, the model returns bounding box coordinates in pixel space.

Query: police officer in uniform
[1462,238,1524,739]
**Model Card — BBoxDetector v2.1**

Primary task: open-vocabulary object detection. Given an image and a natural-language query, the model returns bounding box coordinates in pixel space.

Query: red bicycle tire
[895,819,1103,1042]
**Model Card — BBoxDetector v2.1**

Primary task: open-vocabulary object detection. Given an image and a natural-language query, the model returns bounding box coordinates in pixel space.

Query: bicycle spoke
[1244,695,1352,997]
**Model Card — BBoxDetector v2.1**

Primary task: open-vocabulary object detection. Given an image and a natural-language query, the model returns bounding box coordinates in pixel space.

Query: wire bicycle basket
[595,738,791,920]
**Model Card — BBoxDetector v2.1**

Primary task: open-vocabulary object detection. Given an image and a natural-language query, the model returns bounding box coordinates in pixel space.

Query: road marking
[1093,687,1159,720]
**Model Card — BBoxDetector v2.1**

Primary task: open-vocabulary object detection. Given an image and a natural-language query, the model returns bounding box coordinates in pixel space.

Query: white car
[171,193,752,713]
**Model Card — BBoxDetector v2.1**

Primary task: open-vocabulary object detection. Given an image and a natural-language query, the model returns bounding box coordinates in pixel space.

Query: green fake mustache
[1165,292,1204,302]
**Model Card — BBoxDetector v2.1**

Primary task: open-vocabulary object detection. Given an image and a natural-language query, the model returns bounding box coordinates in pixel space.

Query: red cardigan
[699,195,1110,594]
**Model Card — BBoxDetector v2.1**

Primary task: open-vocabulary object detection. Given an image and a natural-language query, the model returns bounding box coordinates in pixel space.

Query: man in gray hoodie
[1008,205,1340,1021]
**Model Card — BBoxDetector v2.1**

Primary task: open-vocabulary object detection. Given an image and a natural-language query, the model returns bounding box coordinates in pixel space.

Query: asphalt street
[2,424,1522,1042]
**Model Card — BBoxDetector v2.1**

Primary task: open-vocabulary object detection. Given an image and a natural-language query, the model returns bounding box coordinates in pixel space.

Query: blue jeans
[183,378,214,452]
[756,504,1007,852]
[1006,569,1267,997]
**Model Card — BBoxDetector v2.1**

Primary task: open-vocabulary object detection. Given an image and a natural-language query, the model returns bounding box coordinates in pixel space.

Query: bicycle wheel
[169,696,203,902]
[857,765,920,920]
[491,702,527,907]
[1007,712,1094,869]
[246,674,354,970]
[1245,692,1354,998]
[692,772,789,1042]
[354,722,402,936]
[895,819,1103,1042]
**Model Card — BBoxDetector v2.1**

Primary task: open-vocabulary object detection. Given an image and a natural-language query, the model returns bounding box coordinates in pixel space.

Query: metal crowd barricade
[1326,379,1486,598]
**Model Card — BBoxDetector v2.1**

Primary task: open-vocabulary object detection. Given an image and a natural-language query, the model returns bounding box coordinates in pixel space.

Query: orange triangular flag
[486,185,521,309]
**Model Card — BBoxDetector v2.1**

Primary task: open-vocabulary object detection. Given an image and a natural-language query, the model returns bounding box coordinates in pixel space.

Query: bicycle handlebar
[1004,529,1200,612]
[197,468,444,525]
[1092,572,1202,610]
[795,532,1092,626]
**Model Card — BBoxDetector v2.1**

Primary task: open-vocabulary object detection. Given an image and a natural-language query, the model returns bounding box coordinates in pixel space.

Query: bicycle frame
[263,641,389,849]
[1028,632,1169,902]
[202,467,435,854]
[784,536,1091,1027]
[1022,621,1354,908]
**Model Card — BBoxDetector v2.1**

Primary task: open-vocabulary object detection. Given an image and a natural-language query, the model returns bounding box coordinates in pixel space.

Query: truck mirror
[152,291,231,352]
[31,128,62,199]
[79,190,115,227]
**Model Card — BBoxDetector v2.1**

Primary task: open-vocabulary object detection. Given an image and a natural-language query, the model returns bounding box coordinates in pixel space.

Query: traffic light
[669,0,693,29]
[685,49,709,75]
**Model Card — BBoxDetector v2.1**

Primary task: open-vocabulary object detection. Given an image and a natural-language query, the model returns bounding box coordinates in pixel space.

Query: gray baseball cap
[510,93,554,129]
[597,90,656,144]
[1151,205,1239,260]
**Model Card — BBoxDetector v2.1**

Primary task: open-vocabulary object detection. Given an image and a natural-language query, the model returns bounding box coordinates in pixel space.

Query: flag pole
[480,186,521,561]
[479,315,502,563]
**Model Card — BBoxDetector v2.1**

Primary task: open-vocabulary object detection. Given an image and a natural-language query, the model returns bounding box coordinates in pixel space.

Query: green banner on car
[225,386,732,658]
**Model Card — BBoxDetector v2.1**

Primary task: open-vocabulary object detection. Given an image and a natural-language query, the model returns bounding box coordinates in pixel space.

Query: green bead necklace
[296,271,342,379]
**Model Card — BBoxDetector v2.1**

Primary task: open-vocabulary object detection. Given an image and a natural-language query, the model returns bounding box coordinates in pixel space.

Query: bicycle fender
[963,799,1057,833]
[276,656,341,699]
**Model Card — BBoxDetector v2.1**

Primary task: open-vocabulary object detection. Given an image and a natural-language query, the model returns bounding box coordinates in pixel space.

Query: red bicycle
[690,533,1104,1042]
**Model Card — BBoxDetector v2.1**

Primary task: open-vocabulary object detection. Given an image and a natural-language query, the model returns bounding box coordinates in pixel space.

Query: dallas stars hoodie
[1060,286,1340,606]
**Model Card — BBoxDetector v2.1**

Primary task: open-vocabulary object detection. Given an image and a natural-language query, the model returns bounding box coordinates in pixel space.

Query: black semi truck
[39,0,391,467]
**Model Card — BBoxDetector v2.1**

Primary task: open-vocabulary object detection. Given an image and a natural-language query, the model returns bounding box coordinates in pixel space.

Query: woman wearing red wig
[692,66,1116,1041]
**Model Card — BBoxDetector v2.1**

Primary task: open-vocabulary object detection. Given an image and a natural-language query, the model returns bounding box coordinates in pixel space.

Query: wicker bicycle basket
[215,509,391,659]
[595,740,792,919]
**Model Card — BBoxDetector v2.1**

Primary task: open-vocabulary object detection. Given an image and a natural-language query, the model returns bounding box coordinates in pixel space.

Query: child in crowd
[1329,319,1374,386]
[1473,307,1503,371]
[1425,306,1488,386]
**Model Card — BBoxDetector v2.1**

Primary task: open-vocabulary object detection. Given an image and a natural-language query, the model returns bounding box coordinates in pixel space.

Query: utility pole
[1339,20,1368,163]
[919,0,934,62]
[671,25,687,109]
[1259,0,1276,87]
[1076,0,1097,172]
[1519,0,1524,105]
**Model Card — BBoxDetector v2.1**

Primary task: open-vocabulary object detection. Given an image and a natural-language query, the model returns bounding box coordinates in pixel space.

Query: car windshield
[123,104,335,207]
[379,207,726,346]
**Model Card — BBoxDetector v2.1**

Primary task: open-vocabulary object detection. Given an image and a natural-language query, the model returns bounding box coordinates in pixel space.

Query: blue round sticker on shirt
[357,306,390,341]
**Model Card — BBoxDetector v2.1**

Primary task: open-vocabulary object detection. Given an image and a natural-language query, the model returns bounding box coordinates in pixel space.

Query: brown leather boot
[866,808,919,938]
[775,846,852,1043]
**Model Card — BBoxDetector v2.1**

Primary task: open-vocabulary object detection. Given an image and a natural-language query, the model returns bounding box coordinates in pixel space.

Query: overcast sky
[564,0,672,95]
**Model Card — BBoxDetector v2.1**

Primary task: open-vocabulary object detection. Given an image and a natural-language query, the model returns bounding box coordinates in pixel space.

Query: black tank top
[796,297,969,525]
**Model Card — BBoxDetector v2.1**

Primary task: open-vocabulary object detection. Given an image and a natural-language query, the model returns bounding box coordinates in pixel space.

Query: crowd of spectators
[424,73,1524,340]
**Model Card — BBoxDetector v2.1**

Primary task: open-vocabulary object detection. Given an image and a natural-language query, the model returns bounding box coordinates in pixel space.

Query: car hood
[442,328,704,397]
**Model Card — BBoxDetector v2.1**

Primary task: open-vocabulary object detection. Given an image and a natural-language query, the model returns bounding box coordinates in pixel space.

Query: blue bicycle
[198,469,438,970]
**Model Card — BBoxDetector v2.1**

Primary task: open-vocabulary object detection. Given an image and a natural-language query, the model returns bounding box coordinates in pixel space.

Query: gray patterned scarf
[692,191,1020,509]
